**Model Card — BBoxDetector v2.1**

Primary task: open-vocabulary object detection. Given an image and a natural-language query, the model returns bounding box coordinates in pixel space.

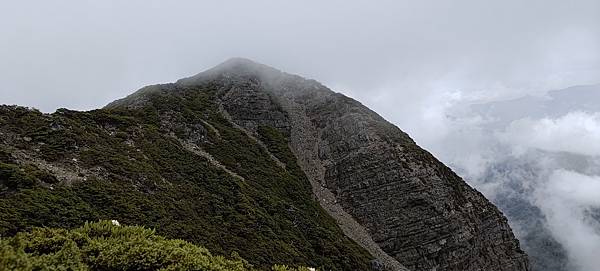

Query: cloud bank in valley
[500,112,600,156]
[427,86,600,271]
[537,170,600,271]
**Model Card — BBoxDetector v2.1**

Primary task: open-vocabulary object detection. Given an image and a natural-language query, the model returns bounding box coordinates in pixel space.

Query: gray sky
[1,0,599,143]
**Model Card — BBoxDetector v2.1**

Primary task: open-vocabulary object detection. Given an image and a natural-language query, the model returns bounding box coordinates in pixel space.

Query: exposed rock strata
[178,58,529,271]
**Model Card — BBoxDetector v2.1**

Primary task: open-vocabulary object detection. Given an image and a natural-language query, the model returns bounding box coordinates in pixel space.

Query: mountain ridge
[1,58,528,270]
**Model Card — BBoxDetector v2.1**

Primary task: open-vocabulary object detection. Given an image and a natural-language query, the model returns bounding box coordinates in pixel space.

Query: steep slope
[110,58,529,270]
[174,58,530,270]
[1,58,529,270]
[0,86,374,269]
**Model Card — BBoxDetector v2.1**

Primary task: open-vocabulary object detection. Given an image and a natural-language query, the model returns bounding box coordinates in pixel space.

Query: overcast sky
[1,0,599,144]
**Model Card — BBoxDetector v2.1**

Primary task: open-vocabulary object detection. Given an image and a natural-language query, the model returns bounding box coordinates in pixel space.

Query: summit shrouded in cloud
[1,59,528,270]
[1,1,599,270]
[1,1,598,118]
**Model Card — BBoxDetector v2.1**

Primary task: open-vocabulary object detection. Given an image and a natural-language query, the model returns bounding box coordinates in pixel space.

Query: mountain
[0,58,528,270]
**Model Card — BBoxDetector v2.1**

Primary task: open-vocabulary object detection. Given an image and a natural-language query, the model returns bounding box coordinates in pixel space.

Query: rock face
[175,58,530,270]
[3,57,529,270]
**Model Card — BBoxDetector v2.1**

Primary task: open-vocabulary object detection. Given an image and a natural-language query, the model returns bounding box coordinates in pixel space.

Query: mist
[426,85,600,270]
[1,1,599,115]
[1,1,600,270]
[500,112,600,156]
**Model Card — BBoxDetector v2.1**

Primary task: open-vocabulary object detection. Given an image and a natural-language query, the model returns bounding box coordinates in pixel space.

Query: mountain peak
[106,57,322,110]
[6,57,530,270]
[217,57,268,69]
[177,57,284,86]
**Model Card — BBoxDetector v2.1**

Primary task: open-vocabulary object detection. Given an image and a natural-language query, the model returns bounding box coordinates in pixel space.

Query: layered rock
[176,58,529,270]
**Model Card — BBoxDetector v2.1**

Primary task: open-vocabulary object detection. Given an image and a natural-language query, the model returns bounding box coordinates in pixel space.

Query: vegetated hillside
[1,58,529,271]
[1,220,310,271]
[0,82,372,270]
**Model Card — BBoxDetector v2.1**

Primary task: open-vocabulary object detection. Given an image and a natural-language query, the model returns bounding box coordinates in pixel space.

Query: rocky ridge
[171,58,530,270]
[1,58,529,270]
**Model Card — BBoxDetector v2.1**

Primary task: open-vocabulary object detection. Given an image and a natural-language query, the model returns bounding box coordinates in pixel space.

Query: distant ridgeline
[0,58,529,271]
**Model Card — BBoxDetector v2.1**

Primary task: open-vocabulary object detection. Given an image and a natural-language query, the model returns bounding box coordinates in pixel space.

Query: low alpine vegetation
[0,220,314,271]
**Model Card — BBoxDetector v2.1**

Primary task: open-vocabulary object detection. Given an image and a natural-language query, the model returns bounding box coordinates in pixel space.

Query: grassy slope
[0,83,372,270]
[0,220,311,271]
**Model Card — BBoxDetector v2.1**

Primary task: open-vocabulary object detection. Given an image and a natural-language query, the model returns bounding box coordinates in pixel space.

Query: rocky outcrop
[178,58,529,270]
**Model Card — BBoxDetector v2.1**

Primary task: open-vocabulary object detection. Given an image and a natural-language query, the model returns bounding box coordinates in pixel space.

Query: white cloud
[422,89,600,270]
[499,112,600,156]
[536,169,600,271]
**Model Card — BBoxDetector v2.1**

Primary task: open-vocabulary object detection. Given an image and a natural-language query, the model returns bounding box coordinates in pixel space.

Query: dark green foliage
[0,162,57,192]
[0,84,372,270]
[0,149,14,163]
[0,220,251,270]
[257,126,306,179]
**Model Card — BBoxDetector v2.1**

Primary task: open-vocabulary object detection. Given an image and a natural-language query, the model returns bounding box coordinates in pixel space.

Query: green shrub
[0,221,251,271]
[0,221,319,271]
[0,162,57,192]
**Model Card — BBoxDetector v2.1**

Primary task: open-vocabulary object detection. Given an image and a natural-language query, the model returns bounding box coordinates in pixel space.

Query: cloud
[499,112,600,156]
[536,170,600,271]
[421,87,600,270]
